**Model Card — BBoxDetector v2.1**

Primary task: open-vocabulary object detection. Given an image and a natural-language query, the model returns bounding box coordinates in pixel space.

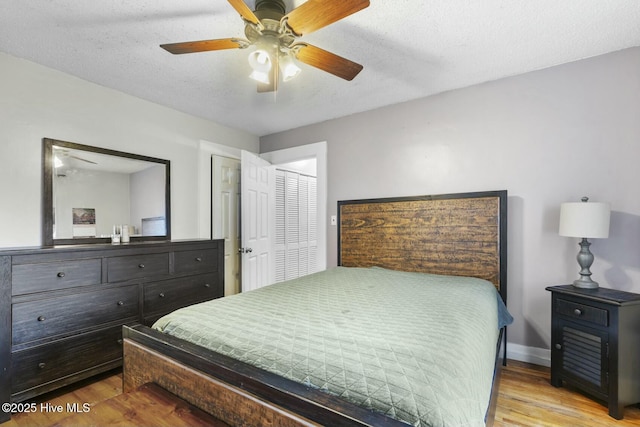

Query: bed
[122,190,509,427]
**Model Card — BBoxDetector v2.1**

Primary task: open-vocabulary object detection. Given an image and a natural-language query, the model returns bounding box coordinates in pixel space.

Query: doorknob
[238,247,253,253]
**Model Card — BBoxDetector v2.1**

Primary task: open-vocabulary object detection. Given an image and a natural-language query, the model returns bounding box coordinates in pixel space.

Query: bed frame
[122,190,507,426]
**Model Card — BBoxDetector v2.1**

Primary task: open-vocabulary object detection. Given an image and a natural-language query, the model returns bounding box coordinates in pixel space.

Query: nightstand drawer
[12,259,102,295]
[107,253,169,282]
[13,285,139,345]
[174,249,219,275]
[556,298,608,326]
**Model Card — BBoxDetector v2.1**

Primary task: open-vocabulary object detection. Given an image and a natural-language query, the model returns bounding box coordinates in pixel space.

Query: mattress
[153,266,511,427]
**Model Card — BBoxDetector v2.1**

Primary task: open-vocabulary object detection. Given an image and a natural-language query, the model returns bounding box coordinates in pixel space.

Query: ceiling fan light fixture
[248,49,272,72]
[249,69,270,84]
[248,48,273,84]
[280,53,301,81]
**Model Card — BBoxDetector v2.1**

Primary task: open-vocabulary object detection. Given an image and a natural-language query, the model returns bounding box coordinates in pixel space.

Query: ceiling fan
[53,147,97,166]
[160,0,370,92]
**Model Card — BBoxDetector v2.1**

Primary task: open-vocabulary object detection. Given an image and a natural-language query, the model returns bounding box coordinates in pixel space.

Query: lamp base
[572,277,599,289]
[572,237,599,289]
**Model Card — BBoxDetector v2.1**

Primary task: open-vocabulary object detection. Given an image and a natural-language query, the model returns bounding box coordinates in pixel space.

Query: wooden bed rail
[122,325,408,427]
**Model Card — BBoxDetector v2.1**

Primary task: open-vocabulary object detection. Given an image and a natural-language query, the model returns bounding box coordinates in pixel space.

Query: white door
[274,170,319,283]
[240,150,275,292]
[212,155,240,296]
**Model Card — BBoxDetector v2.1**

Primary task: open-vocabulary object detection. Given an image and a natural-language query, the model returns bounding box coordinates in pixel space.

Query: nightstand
[546,285,640,419]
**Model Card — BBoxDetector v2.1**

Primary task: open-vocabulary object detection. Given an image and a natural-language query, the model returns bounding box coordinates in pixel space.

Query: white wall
[55,169,130,238]
[0,51,259,248]
[130,164,166,234]
[260,47,640,359]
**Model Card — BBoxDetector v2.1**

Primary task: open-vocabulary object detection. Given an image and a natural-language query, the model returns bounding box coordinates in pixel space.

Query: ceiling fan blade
[69,155,97,165]
[160,38,246,54]
[283,0,369,36]
[294,43,363,81]
[227,0,261,26]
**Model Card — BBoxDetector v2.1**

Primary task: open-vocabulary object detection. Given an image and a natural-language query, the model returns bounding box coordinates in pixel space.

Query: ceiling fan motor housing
[253,0,285,27]
[255,0,285,15]
[245,0,295,48]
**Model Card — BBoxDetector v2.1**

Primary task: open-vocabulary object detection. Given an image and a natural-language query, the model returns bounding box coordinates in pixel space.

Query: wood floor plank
[494,360,640,427]
[50,383,229,427]
[7,361,640,426]
[5,371,122,427]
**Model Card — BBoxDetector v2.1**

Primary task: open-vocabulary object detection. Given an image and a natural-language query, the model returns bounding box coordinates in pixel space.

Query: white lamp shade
[559,201,610,238]
[280,54,301,81]
[248,50,272,73]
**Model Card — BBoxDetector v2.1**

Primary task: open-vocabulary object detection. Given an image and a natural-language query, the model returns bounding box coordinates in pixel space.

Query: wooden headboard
[338,190,507,302]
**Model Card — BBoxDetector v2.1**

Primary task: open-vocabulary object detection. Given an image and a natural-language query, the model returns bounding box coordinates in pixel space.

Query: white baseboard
[505,343,551,367]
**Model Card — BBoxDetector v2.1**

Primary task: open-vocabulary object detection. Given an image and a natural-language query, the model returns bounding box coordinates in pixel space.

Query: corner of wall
[506,343,551,367]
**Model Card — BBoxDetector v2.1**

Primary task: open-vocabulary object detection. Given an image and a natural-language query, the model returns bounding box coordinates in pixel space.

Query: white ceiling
[54,146,161,174]
[2,1,639,137]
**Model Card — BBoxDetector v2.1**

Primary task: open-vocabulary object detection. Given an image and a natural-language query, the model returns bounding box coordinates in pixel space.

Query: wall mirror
[42,138,171,246]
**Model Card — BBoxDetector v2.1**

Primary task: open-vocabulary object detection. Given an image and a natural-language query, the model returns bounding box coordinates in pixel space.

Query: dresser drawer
[556,298,608,326]
[13,285,139,345]
[11,326,124,394]
[107,253,169,282]
[174,249,219,275]
[12,259,102,295]
[143,273,222,317]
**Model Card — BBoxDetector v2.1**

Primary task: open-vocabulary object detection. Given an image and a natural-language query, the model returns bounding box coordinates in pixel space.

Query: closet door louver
[274,170,318,283]
[275,173,286,283]
[308,177,318,274]
[298,175,310,277]
[286,171,300,281]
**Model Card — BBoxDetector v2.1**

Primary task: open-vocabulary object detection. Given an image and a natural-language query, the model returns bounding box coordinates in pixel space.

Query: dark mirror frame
[42,138,171,246]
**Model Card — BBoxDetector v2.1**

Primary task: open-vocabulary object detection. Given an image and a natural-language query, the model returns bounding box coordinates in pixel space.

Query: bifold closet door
[275,170,318,283]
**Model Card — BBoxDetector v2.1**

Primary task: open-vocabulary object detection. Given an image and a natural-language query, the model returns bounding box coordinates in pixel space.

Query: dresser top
[0,239,219,256]
[546,284,640,306]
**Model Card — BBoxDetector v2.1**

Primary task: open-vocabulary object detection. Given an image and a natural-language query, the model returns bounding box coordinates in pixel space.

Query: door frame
[197,140,243,239]
[261,141,327,272]
[197,140,327,273]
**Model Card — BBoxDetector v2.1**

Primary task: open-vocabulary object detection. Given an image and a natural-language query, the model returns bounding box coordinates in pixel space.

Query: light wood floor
[494,361,640,426]
[6,360,640,426]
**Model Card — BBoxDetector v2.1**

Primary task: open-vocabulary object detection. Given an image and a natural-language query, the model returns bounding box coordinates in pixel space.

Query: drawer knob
[117,339,123,345]
[573,308,583,316]
[555,343,562,350]
[159,292,165,298]
[38,362,46,369]
[117,301,124,306]
[57,272,66,278]
[37,316,46,322]
[204,283,210,288]
[138,263,145,269]
[195,257,203,262]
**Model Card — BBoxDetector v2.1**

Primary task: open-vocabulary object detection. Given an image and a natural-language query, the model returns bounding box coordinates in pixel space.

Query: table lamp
[559,197,610,289]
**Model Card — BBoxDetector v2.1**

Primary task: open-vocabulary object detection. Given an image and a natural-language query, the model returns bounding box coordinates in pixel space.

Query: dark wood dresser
[0,239,224,419]
[547,285,640,419]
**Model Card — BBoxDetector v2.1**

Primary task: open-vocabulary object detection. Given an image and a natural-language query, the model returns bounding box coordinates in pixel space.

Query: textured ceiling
[1,1,639,136]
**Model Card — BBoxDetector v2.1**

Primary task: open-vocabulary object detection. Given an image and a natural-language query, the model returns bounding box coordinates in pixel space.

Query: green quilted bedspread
[153,267,501,427]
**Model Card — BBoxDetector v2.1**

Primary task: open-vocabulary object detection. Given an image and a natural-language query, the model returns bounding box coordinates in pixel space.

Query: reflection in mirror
[43,138,171,246]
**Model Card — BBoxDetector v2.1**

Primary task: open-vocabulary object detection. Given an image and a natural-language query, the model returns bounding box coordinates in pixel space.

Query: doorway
[202,141,327,295]
[211,155,241,296]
